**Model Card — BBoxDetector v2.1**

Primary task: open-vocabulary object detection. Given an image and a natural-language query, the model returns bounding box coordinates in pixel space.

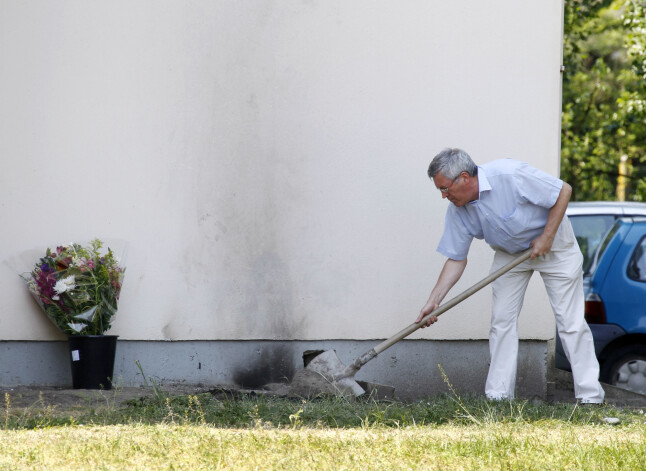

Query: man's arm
[530,182,572,258]
[416,257,468,327]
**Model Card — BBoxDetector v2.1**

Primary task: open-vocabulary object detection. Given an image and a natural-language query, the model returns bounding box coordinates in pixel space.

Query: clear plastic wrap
[21,239,126,335]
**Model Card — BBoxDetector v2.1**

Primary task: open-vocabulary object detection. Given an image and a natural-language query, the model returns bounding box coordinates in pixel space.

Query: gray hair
[427,148,477,180]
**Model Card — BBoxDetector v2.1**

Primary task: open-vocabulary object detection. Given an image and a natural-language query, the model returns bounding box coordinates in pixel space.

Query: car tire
[600,345,646,396]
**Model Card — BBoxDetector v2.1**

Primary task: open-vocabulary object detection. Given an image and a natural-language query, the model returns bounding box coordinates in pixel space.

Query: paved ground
[2,369,645,418]
[548,368,646,408]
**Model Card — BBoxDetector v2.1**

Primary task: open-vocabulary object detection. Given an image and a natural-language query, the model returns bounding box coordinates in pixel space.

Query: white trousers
[485,217,605,403]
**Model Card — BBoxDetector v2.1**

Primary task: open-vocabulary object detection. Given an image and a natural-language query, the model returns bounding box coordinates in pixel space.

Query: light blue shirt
[437,159,563,260]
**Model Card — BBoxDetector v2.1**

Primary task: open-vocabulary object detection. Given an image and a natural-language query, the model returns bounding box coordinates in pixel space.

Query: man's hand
[416,257,468,328]
[529,233,554,259]
[530,182,572,259]
[416,302,439,328]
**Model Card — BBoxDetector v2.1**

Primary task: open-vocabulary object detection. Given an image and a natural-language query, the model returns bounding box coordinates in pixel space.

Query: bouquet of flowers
[21,239,125,336]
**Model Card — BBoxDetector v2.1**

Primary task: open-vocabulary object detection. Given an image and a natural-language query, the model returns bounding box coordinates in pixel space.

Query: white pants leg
[486,253,533,399]
[485,217,605,402]
[538,218,605,403]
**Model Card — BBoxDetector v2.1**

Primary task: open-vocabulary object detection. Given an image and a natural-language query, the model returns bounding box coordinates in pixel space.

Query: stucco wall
[1,1,564,342]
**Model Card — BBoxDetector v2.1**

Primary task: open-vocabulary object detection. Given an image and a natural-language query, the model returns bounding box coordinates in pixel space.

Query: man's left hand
[529,234,554,259]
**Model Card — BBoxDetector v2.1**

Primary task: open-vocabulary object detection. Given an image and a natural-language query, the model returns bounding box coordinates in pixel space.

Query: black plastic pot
[67,335,118,390]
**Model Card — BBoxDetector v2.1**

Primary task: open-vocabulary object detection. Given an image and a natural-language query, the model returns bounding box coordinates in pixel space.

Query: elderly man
[417,148,604,404]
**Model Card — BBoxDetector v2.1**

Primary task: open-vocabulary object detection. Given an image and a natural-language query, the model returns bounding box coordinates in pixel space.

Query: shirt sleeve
[514,162,563,208]
[436,205,474,260]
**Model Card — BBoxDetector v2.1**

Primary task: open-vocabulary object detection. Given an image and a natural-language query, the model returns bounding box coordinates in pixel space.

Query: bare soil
[1,384,214,418]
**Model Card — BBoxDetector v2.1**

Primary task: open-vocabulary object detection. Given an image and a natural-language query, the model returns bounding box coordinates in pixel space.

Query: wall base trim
[1,339,548,401]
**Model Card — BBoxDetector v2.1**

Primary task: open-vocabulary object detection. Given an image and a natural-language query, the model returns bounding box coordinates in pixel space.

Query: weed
[288,407,304,428]
[438,363,482,425]
[249,404,267,428]
[163,397,179,424]
[186,395,206,425]
[289,400,306,429]
[134,360,166,404]
[4,392,10,429]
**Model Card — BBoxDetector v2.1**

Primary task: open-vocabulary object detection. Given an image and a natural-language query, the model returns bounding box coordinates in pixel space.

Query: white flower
[54,275,76,295]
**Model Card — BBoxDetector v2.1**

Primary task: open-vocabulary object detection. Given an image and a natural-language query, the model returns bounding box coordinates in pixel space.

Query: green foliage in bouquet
[21,239,125,335]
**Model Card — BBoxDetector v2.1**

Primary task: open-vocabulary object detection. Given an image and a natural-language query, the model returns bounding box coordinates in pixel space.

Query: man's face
[433,171,472,207]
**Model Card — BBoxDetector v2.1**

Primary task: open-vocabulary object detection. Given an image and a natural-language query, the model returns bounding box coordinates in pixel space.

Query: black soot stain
[233,345,296,389]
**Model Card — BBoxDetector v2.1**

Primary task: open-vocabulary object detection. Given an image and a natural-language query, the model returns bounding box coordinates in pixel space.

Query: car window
[627,237,646,282]
[587,222,620,275]
[569,215,616,273]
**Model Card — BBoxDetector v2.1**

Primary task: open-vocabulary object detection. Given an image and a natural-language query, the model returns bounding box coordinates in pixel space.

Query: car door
[596,222,646,334]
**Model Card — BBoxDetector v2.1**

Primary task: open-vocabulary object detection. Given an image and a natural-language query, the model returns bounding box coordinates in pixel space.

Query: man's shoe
[579,400,605,407]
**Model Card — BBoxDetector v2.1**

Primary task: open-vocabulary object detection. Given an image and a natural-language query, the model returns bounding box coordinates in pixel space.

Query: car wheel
[600,345,646,396]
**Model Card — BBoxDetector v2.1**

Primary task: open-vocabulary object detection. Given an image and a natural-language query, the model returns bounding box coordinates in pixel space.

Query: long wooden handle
[373,248,533,356]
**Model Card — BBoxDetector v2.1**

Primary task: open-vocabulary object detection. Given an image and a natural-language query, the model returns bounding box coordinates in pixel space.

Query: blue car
[555,215,646,395]
[568,201,646,276]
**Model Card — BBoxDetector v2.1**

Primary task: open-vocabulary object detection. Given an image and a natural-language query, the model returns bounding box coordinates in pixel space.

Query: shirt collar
[469,166,490,205]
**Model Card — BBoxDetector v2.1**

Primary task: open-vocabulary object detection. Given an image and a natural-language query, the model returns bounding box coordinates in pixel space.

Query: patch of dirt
[0,384,214,418]
[1,382,329,418]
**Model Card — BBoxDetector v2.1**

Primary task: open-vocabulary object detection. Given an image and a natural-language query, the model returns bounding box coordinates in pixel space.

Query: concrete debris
[603,417,620,425]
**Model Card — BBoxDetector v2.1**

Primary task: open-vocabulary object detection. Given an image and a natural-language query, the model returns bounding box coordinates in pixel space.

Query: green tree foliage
[561,0,646,201]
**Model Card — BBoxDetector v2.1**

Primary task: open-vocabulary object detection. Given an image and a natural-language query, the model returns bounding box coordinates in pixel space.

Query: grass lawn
[2,389,646,470]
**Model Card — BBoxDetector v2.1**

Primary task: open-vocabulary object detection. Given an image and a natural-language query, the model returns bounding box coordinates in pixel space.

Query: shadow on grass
[5,362,643,430]
[4,385,642,431]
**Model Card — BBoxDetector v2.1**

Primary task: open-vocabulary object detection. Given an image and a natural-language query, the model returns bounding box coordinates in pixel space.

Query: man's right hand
[416,257,468,328]
[416,302,439,328]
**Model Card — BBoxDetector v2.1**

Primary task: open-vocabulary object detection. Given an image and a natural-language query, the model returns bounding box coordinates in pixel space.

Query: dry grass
[3,383,646,470]
[1,422,645,470]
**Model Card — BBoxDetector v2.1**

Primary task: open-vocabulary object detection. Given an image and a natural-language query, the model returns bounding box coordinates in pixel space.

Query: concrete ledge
[1,339,548,401]
[549,368,646,407]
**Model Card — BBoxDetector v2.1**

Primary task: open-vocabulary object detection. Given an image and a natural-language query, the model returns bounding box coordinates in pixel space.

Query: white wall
[1,1,564,342]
